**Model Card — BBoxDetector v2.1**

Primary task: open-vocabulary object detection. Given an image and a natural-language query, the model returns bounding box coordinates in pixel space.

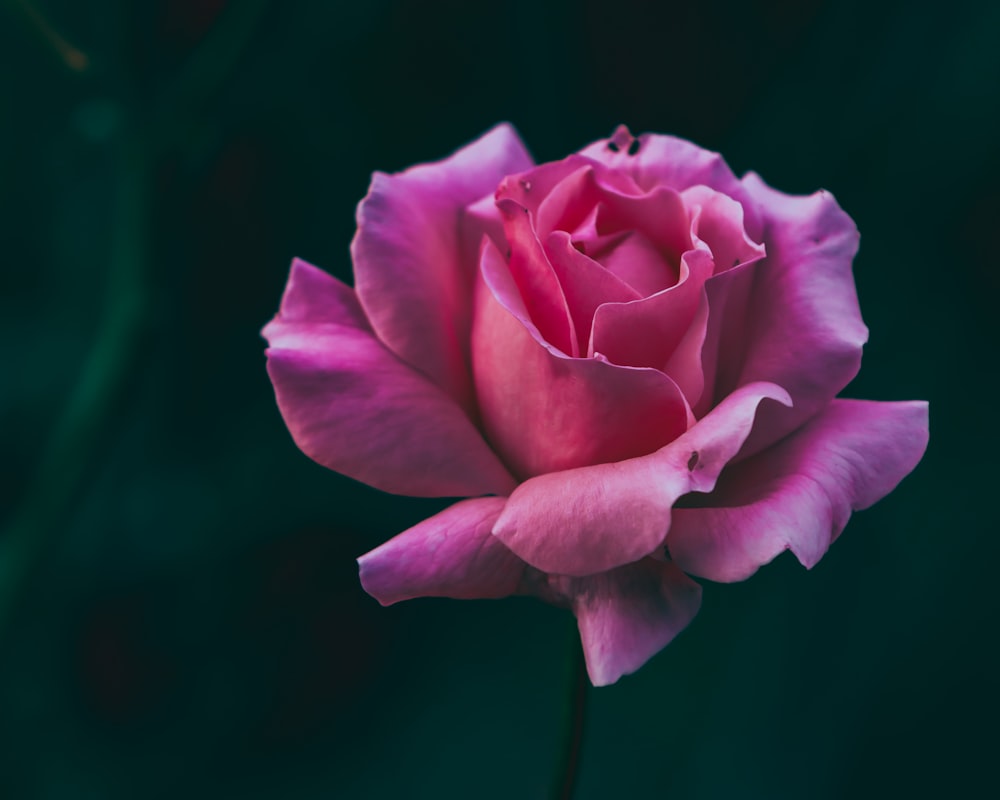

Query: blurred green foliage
[0,0,995,797]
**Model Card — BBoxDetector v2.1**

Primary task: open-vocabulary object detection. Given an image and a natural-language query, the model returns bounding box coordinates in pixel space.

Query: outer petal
[351,123,534,412]
[707,173,869,456]
[473,241,691,480]
[492,382,792,577]
[358,497,525,605]
[536,558,702,686]
[668,399,929,583]
[263,259,517,498]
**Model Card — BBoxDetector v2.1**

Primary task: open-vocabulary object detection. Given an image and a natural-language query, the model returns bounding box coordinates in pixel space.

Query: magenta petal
[663,291,710,408]
[556,558,702,686]
[544,231,640,355]
[497,196,578,356]
[668,399,929,582]
[492,382,792,576]
[595,185,691,271]
[696,257,757,416]
[473,242,690,480]
[352,123,534,412]
[500,156,641,236]
[590,246,714,371]
[578,126,761,239]
[532,162,606,236]
[682,185,766,275]
[358,497,526,605]
[263,259,517,498]
[716,173,868,455]
[594,229,678,297]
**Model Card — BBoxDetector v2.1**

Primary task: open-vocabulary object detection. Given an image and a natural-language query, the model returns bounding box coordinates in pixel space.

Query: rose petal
[696,257,757,415]
[544,231,640,356]
[668,399,929,582]
[473,241,691,480]
[532,162,606,237]
[595,184,691,275]
[571,558,702,686]
[498,157,642,237]
[593,229,677,297]
[578,125,762,239]
[491,382,792,576]
[682,185,766,275]
[358,497,525,605]
[263,259,517,498]
[496,196,578,356]
[705,174,868,455]
[352,123,534,413]
[663,290,710,409]
[590,245,714,370]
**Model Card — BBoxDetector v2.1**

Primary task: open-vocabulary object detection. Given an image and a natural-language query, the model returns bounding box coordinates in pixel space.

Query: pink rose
[263,124,928,685]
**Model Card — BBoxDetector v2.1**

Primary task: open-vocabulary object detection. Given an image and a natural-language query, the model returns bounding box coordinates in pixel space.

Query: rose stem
[551,619,589,800]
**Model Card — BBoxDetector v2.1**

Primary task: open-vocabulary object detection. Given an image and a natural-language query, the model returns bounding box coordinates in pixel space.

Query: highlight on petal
[668,399,929,583]
[352,123,534,413]
[263,259,516,498]
[705,173,868,456]
[492,382,792,577]
[358,497,525,605]
[543,558,702,686]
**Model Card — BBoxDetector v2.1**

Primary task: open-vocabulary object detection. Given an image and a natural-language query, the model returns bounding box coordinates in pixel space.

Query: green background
[0,0,993,797]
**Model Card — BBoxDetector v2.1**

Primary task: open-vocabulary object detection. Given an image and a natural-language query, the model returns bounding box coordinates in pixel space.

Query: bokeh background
[0,0,995,797]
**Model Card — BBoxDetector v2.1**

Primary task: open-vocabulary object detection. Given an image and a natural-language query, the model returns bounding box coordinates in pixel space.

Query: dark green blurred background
[0,0,994,797]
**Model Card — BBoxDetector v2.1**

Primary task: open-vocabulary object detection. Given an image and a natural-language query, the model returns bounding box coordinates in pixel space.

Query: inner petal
[595,185,692,266]
[545,230,641,356]
[591,229,678,296]
[590,244,714,371]
[681,185,766,275]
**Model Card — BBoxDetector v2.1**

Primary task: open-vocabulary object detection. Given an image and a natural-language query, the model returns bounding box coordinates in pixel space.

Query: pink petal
[706,173,868,455]
[496,196,578,357]
[351,123,534,413]
[577,125,762,239]
[592,228,678,297]
[696,257,757,414]
[668,399,929,582]
[559,558,702,686]
[544,231,640,356]
[473,241,691,480]
[491,382,792,576]
[498,156,642,237]
[586,183,765,401]
[663,291,710,409]
[681,185,766,276]
[594,184,691,277]
[358,497,526,605]
[590,245,714,371]
[532,161,607,236]
[263,259,517,498]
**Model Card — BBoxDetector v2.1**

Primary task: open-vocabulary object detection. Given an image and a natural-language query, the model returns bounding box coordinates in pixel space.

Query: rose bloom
[263,125,928,685]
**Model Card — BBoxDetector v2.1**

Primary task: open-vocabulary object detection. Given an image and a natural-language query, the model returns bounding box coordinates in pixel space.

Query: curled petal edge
[492,381,793,577]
